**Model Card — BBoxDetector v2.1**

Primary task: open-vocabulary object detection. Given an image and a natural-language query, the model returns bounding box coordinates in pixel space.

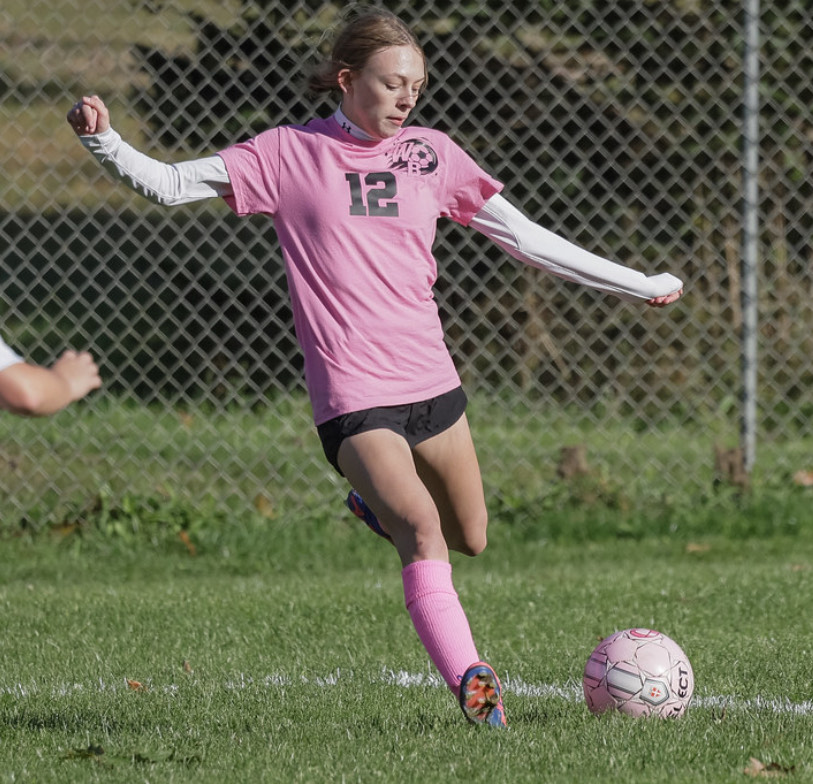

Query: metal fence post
[741,0,761,473]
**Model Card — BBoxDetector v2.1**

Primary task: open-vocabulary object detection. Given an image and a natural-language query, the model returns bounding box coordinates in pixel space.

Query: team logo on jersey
[387,138,438,175]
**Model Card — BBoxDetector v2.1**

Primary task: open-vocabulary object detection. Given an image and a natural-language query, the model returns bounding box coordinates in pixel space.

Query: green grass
[2,502,813,782]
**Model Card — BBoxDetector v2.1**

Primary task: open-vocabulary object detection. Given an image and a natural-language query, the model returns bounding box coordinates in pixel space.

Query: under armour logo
[341,122,352,133]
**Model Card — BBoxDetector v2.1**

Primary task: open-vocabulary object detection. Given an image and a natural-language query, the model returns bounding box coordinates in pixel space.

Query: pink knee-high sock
[402,559,480,694]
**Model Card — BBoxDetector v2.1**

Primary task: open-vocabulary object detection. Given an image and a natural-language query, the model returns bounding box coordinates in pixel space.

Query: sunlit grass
[1,523,813,783]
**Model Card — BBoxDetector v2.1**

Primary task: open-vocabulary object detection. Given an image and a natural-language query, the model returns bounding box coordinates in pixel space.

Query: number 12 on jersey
[345,172,399,217]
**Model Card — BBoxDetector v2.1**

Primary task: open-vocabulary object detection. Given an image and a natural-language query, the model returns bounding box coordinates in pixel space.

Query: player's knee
[453,508,488,557]
[459,533,487,557]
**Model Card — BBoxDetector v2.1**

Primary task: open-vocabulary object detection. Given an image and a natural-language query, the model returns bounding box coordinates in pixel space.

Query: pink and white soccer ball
[583,628,694,718]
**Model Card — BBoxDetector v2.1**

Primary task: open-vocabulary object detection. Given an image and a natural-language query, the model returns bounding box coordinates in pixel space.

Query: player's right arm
[67,95,232,206]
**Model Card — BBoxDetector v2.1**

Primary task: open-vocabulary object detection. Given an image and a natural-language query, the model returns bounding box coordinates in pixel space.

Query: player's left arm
[469,193,683,306]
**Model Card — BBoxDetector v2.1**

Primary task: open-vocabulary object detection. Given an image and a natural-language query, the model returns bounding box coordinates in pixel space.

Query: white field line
[2,670,813,716]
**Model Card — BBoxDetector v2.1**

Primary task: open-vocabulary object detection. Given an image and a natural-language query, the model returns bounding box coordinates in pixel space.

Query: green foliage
[52,487,218,543]
[491,477,813,544]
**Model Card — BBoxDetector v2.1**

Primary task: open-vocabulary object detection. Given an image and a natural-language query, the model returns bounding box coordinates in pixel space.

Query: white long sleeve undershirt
[80,127,231,205]
[467,194,682,302]
[80,128,682,302]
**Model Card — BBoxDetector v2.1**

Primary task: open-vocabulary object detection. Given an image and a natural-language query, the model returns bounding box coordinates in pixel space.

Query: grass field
[2,480,813,783]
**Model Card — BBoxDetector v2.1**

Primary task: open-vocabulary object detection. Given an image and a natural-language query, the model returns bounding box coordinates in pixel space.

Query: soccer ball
[583,628,694,718]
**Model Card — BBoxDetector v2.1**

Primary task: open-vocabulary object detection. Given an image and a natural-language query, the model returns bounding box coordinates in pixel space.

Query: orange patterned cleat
[459,661,507,727]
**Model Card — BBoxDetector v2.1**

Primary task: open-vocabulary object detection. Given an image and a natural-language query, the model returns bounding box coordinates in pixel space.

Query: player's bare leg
[412,413,488,557]
[337,428,448,564]
[337,428,504,725]
[342,415,488,557]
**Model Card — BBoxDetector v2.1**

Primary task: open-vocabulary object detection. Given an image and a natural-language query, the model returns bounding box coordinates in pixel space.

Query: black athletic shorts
[316,386,468,476]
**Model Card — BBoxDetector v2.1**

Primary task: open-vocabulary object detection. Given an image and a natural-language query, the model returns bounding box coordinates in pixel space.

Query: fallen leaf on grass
[126,679,147,692]
[131,750,201,766]
[711,704,727,723]
[62,744,199,768]
[686,542,711,554]
[182,659,193,673]
[49,522,80,538]
[60,744,112,769]
[792,469,813,487]
[744,757,795,777]
[254,493,275,518]
[178,529,197,556]
[62,744,105,760]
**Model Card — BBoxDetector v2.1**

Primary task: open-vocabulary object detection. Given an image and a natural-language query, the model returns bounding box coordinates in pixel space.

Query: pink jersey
[218,116,502,424]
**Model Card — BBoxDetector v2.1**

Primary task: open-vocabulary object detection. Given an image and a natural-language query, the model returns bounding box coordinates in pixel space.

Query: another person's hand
[51,350,102,403]
[66,95,111,136]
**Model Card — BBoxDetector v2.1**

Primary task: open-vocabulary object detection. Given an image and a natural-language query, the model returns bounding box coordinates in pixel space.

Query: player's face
[339,45,426,140]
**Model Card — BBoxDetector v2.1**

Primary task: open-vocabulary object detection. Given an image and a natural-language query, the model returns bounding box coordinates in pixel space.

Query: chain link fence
[1,0,811,524]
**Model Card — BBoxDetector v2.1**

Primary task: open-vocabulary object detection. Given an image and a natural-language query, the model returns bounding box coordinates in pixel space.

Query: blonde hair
[306,8,427,95]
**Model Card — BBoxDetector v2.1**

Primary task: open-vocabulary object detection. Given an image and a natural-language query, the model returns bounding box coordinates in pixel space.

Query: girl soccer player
[67,8,682,727]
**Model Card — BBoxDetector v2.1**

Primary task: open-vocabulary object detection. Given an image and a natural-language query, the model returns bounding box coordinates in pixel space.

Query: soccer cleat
[459,661,507,728]
[345,490,391,540]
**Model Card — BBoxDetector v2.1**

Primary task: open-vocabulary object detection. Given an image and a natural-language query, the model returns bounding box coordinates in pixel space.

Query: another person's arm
[470,193,683,306]
[0,350,101,416]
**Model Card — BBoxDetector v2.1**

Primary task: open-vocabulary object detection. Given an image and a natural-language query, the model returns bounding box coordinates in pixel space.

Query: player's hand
[66,95,111,136]
[646,289,683,307]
